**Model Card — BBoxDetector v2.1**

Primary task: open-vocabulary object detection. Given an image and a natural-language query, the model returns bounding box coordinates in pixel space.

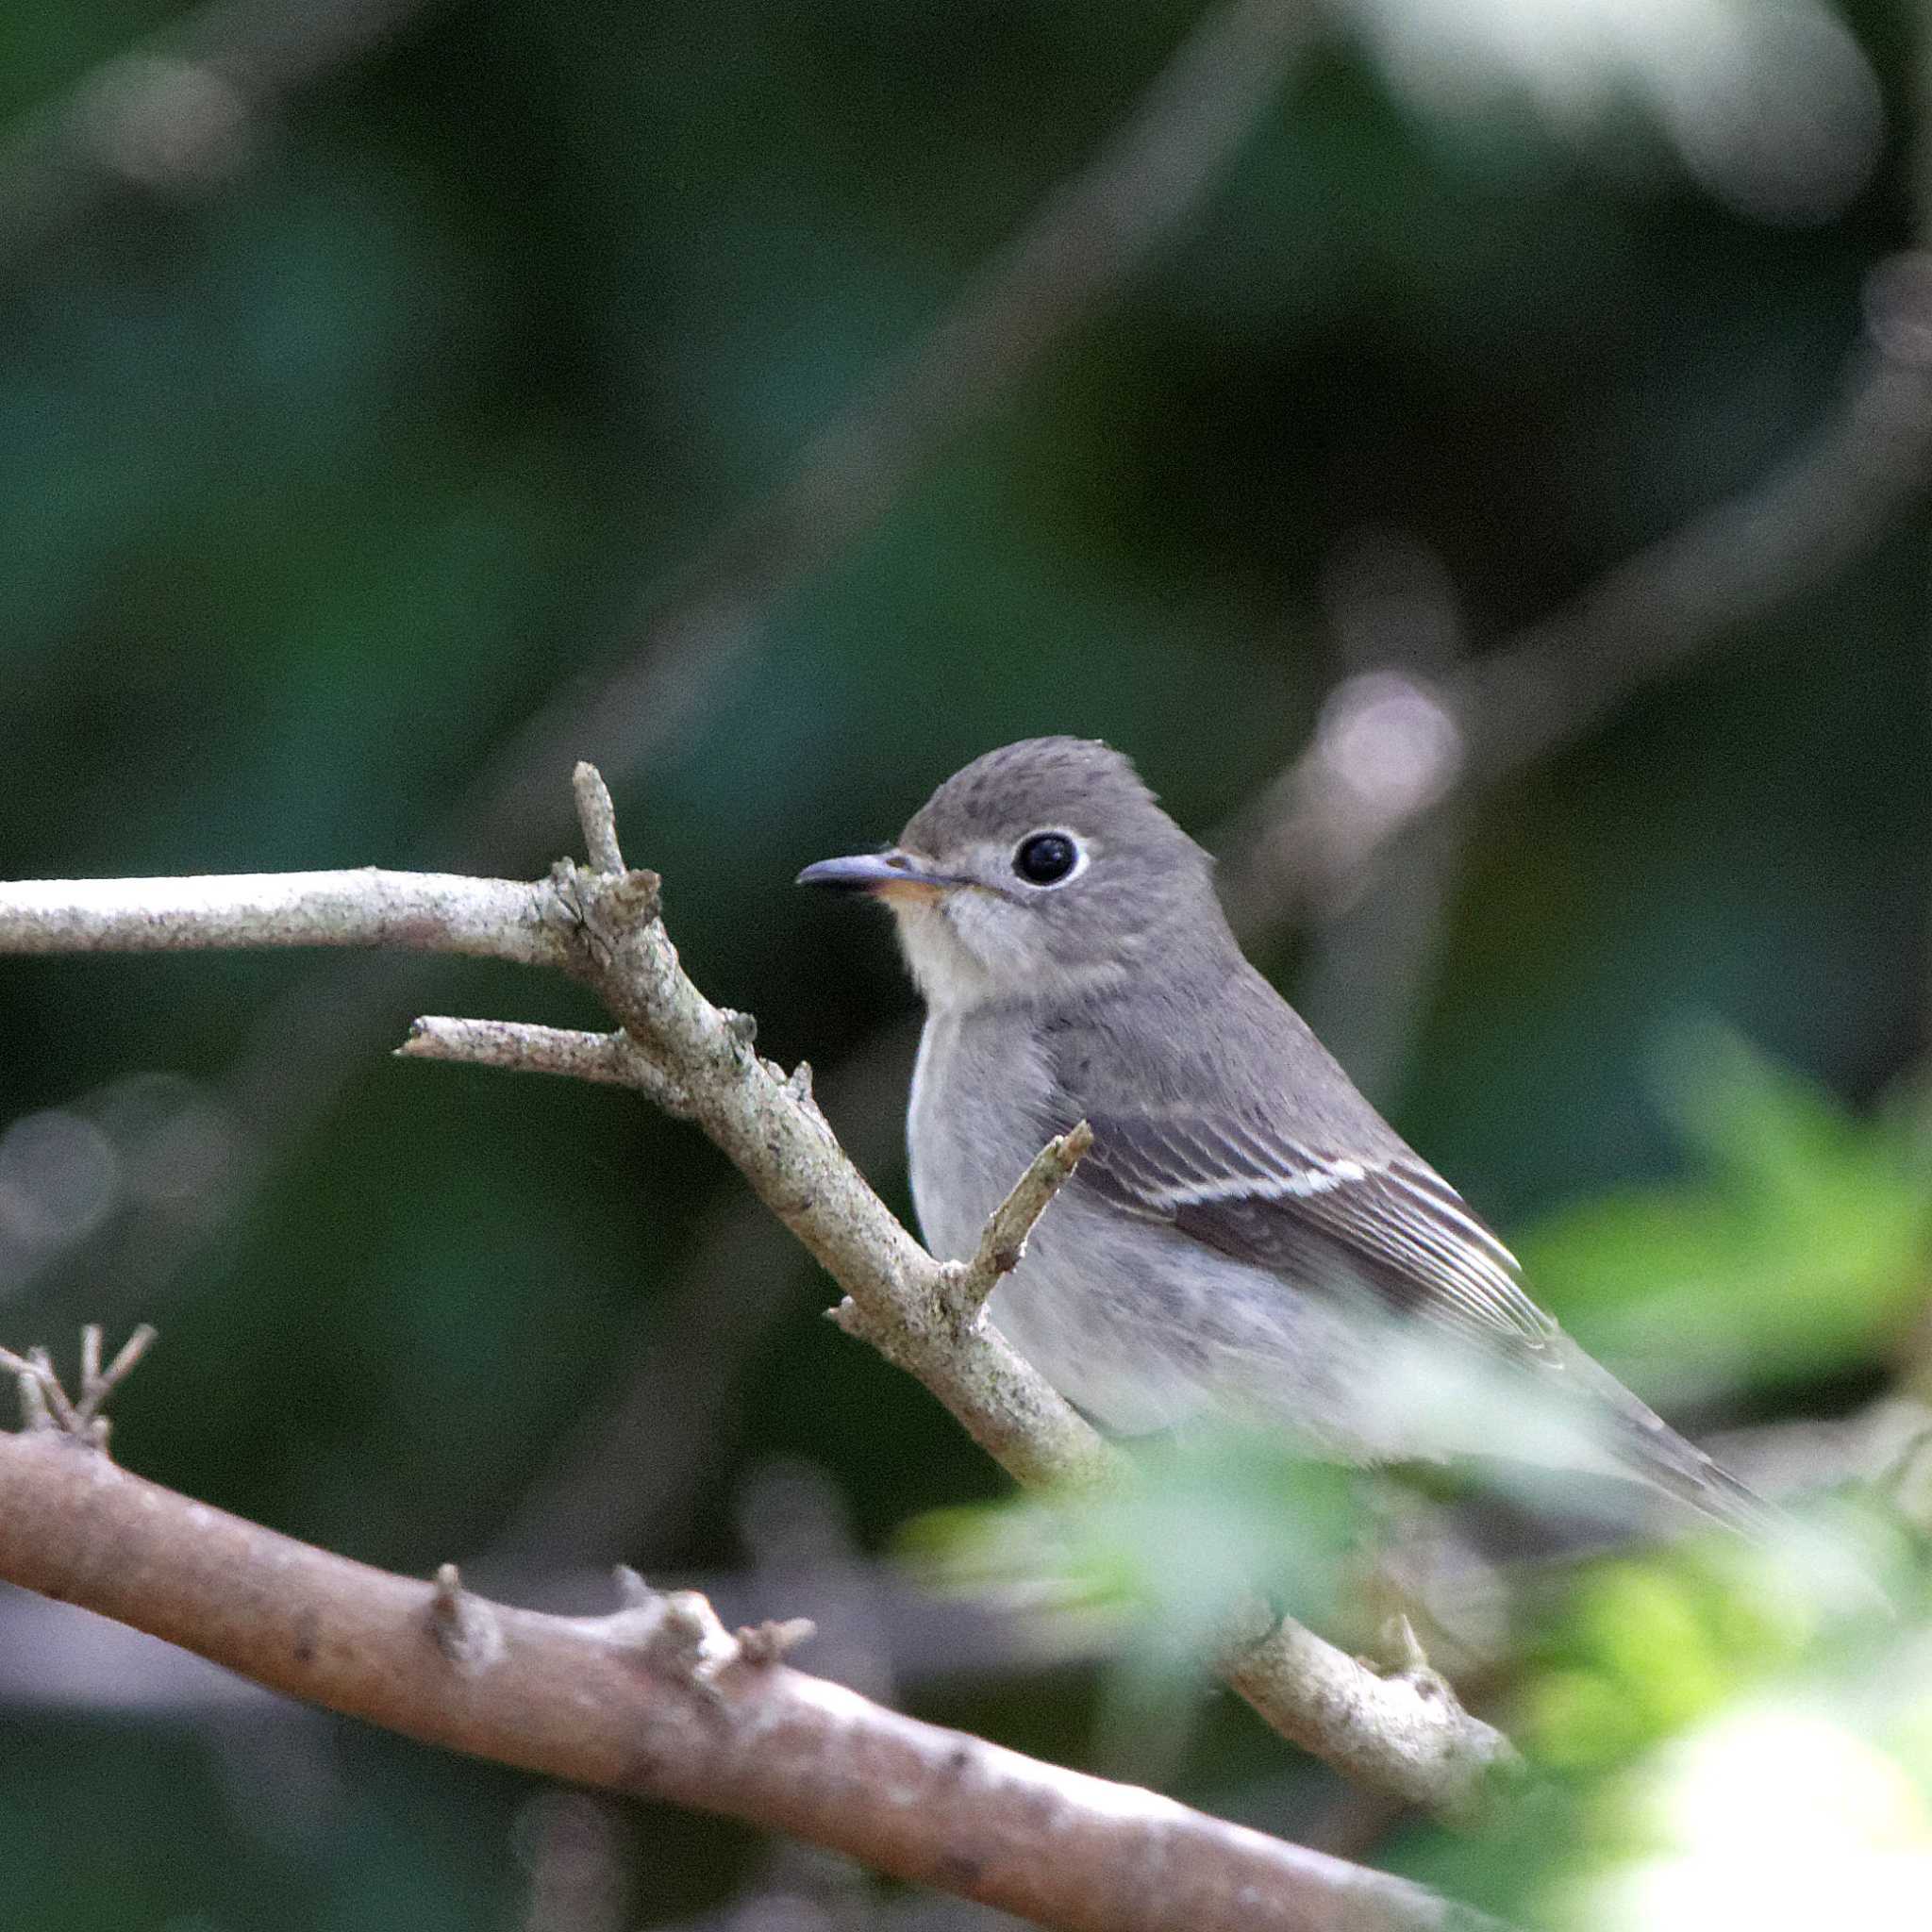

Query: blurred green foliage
[3,0,1931,1925]
[1398,1519,1932,1926]
[1523,1025,1932,1397]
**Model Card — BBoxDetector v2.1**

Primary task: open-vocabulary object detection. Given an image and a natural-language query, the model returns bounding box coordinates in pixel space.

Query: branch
[0,773,1515,1814]
[937,1121,1096,1330]
[0,1429,1491,1932]
[0,1543,1119,1724]
[402,1016,690,1111]
[0,870,556,961]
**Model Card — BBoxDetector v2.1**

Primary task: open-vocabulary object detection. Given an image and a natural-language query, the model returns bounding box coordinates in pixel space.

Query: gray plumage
[799,736,1776,1538]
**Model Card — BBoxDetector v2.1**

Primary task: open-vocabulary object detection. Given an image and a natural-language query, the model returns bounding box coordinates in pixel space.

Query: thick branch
[0,1432,1488,1932]
[0,822,1514,1812]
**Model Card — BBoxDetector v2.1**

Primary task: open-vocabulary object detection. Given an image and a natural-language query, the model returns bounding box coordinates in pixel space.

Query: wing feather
[1075,1108,1557,1358]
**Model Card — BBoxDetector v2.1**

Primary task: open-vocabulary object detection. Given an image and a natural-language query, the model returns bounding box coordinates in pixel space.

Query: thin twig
[16,1367,53,1433]
[0,1346,56,1433]
[75,1324,158,1426]
[940,1122,1095,1331]
[573,764,625,877]
[26,1349,81,1435]
[2,1324,158,1448]
[399,1018,689,1111]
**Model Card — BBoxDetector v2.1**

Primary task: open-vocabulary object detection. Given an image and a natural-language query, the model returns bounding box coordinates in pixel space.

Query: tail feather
[1622,1415,1790,1544]
[1552,1334,1790,1542]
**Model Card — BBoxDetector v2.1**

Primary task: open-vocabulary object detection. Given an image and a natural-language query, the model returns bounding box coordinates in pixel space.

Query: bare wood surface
[0,1427,1492,1932]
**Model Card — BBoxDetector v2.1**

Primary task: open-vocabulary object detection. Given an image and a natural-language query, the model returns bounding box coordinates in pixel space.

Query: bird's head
[797,737,1219,1011]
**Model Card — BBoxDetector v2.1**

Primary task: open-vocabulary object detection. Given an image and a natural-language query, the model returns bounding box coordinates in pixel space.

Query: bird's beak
[795,850,957,902]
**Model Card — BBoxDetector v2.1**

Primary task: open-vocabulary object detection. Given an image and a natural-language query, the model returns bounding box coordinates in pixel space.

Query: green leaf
[1516,1024,1932,1396]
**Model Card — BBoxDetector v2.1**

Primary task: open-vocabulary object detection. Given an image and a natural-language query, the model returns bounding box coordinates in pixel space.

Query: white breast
[907,1006,1229,1435]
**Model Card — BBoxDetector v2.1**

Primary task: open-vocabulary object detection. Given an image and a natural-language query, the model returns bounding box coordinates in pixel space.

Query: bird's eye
[1012,831,1080,886]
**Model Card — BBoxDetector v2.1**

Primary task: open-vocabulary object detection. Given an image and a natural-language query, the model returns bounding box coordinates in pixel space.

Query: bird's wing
[1073,1105,1799,1540]
[1074,1106,1561,1361]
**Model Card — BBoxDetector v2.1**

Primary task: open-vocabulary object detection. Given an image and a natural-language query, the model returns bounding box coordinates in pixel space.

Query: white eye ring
[1010,829,1088,888]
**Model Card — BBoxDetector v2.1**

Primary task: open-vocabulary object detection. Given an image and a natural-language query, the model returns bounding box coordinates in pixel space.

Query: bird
[797,735,1779,1540]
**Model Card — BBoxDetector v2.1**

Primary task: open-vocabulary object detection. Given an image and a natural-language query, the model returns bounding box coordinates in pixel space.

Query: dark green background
[3,2,1928,1925]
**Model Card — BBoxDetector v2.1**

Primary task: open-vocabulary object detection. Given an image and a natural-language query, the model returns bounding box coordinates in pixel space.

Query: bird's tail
[1618,1411,1790,1545]
[1540,1335,1788,1543]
